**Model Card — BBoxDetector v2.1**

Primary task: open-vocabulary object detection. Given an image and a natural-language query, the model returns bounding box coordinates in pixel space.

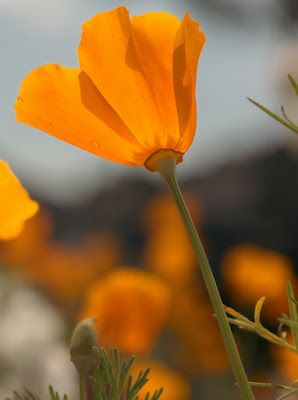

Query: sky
[0,0,296,204]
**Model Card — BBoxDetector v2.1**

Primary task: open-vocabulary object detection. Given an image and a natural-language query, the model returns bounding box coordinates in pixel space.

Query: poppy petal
[130,12,181,149]
[0,161,38,240]
[78,6,179,150]
[15,64,146,166]
[173,11,205,152]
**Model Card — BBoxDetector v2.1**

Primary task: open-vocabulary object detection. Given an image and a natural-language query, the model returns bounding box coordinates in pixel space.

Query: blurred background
[1,0,298,399]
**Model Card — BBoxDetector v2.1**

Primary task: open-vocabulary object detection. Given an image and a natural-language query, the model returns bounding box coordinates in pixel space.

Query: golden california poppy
[168,288,230,374]
[0,207,52,265]
[15,7,205,168]
[271,336,298,382]
[131,361,191,400]
[143,192,203,284]
[222,244,295,322]
[0,160,38,240]
[79,268,170,355]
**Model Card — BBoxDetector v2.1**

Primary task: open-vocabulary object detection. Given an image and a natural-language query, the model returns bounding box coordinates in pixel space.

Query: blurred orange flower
[0,207,52,266]
[131,361,191,400]
[0,212,121,305]
[79,268,170,355]
[168,288,230,374]
[221,244,295,322]
[0,160,38,240]
[143,192,203,284]
[271,337,298,382]
[144,225,197,284]
[15,7,205,167]
[26,235,119,304]
[143,192,202,233]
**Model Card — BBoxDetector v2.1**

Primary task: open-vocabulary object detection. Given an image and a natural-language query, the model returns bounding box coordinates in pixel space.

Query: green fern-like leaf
[248,382,298,399]
[6,386,68,400]
[48,386,68,400]
[248,74,298,134]
[92,347,163,400]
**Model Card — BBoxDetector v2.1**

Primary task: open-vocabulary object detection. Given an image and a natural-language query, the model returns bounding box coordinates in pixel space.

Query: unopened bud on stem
[70,317,98,377]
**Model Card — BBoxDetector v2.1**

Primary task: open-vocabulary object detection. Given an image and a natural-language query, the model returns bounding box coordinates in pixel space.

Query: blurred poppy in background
[221,244,295,322]
[79,268,170,355]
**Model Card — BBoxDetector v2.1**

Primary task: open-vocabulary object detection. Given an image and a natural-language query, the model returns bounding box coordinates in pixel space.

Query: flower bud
[70,318,98,376]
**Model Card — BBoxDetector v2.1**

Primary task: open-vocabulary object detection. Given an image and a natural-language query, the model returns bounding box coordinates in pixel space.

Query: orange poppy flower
[1,226,121,304]
[168,288,230,374]
[0,160,38,240]
[79,268,170,355]
[143,192,203,284]
[271,336,298,382]
[0,206,52,266]
[221,244,295,322]
[24,237,119,305]
[131,361,191,400]
[143,191,203,232]
[15,7,205,168]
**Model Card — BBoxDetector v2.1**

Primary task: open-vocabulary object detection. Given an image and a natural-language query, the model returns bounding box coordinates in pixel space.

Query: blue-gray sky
[0,0,295,204]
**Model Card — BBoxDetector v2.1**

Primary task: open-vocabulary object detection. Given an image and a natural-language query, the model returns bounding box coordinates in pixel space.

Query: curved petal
[0,161,38,240]
[15,64,146,166]
[130,12,181,149]
[173,11,206,153]
[78,6,181,150]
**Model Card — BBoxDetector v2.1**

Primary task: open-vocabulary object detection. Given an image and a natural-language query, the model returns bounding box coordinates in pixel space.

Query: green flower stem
[156,156,255,400]
[79,373,87,400]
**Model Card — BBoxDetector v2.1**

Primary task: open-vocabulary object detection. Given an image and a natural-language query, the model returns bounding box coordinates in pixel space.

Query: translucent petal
[0,161,38,240]
[15,64,146,165]
[173,12,206,152]
[78,7,182,150]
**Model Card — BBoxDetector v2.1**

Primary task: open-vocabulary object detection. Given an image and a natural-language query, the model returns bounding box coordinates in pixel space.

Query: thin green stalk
[79,373,87,400]
[286,281,298,349]
[156,156,255,400]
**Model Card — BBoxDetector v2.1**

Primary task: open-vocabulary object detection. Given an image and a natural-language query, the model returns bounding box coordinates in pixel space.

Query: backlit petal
[0,161,38,240]
[173,11,205,152]
[78,7,180,150]
[16,8,206,168]
[130,12,181,149]
[15,64,147,166]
